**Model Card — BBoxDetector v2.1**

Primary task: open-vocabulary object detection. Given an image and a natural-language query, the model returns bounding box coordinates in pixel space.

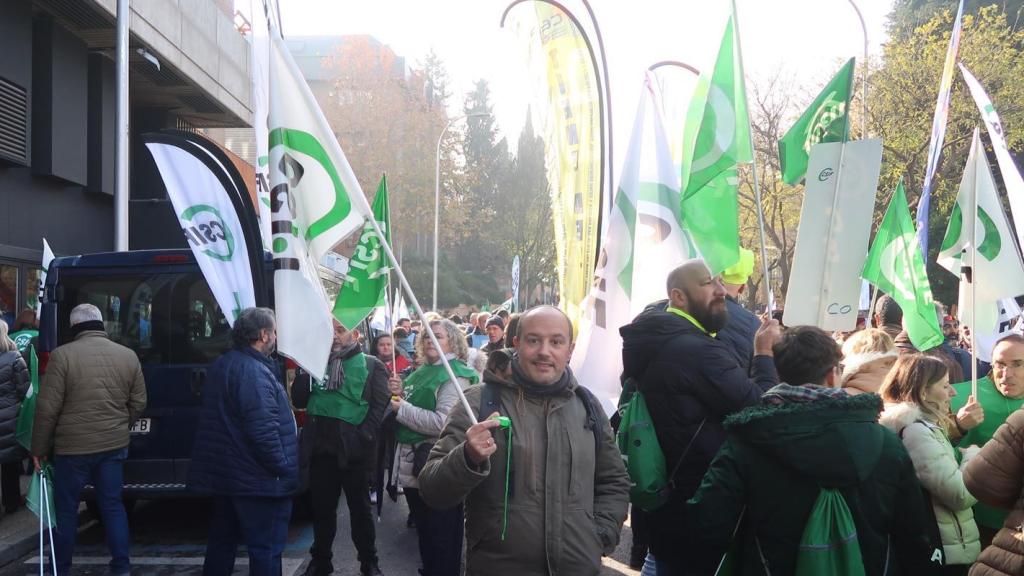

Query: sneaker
[360,561,382,576]
[369,490,377,504]
[302,559,333,576]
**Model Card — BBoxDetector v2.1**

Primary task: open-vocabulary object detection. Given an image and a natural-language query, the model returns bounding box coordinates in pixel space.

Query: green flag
[332,174,391,329]
[15,343,38,451]
[27,464,55,528]
[862,179,944,350]
[682,167,740,274]
[680,15,753,200]
[778,58,855,185]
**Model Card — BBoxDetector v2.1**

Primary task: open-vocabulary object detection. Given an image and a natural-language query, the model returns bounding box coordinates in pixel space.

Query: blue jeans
[203,495,291,576]
[52,447,130,575]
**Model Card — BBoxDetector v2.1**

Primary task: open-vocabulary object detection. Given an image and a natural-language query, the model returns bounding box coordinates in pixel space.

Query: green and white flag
[573,73,696,413]
[681,167,739,275]
[333,175,391,329]
[778,58,855,185]
[862,179,944,351]
[680,15,753,200]
[268,30,372,377]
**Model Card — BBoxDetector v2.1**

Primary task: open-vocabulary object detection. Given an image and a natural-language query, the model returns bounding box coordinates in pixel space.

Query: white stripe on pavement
[28,556,304,576]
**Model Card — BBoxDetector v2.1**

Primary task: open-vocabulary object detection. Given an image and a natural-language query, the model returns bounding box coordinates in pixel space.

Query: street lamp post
[433,113,488,311]
[847,0,869,138]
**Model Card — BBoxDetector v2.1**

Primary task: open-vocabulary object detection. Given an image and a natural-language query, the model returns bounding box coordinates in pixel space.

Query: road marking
[28,556,304,576]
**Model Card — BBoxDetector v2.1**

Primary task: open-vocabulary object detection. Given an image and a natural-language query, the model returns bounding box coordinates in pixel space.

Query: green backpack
[616,378,705,511]
[792,488,866,576]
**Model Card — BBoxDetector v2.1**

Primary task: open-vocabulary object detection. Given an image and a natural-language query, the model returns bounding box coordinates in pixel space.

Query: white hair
[70,303,103,326]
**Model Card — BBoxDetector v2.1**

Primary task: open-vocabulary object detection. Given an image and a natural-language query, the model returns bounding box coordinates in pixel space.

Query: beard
[690,298,729,333]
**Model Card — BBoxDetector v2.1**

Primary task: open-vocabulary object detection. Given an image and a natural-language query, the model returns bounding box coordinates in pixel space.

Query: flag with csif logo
[267,29,371,378]
[333,174,391,330]
[862,178,944,351]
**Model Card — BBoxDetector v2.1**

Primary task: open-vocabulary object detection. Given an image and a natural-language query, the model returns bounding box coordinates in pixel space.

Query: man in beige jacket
[418,306,629,576]
[32,303,146,576]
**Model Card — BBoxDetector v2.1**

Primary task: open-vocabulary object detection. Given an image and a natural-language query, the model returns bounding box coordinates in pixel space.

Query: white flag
[937,129,1024,302]
[36,239,55,320]
[572,73,695,414]
[145,139,256,325]
[783,139,882,331]
[511,255,521,313]
[960,289,1021,363]
[960,64,1024,257]
[268,31,371,377]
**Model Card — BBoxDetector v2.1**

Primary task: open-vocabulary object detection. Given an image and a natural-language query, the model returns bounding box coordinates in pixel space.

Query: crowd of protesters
[9,253,1024,576]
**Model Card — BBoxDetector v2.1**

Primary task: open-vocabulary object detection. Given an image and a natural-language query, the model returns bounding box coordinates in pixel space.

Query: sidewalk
[0,474,89,569]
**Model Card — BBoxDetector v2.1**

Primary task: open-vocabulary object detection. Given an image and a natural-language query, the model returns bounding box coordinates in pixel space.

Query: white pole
[971,132,979,399]
[434,113,489,311]
[730,0,774,314]
[114,0,130,251]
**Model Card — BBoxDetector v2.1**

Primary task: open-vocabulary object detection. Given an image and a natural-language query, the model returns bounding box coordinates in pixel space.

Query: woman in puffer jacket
[841,328,898,396]
[0,320,30,514]
[878,354,980,575]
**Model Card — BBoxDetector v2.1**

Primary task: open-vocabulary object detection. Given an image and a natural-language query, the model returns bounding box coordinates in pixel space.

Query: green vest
[951,375,1024,529]
[395,360,479,445]
[306,352,371,426]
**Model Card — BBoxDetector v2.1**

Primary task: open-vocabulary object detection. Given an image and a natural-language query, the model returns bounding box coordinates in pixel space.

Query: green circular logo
[180,204,235,261]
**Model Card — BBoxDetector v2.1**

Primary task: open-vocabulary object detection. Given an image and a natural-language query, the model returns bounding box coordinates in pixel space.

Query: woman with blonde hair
[878,354,980,574]
[389,318,479,576]
[0,319,29,514]
[841,327,898,395]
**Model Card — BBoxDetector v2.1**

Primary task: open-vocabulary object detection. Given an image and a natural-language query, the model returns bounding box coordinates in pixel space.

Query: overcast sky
[252,0,896,179]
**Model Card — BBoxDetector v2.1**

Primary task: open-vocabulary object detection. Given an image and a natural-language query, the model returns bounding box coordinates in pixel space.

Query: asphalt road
[0,495,642,576]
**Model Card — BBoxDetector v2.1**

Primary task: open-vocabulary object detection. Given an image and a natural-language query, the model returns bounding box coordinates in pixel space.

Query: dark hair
[449,314,464,325]
[371,333,392,357]
[393,327,409,339]
[772,325,842,386]
[231,307,275,348]
[505,313,521,346]
[496,309,510,320]
[875,295,903,327]
[486,348,513,374]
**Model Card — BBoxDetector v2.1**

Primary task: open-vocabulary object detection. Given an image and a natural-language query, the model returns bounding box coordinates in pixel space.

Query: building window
[0,265,18,328]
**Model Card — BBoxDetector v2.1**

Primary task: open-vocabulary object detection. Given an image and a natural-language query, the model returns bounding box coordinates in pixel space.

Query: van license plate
[130,418,151,434]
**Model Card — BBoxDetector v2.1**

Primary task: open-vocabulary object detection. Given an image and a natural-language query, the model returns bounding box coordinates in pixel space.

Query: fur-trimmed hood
[842,351,898,379]
[878,402,936,434]
[723,392,887,487]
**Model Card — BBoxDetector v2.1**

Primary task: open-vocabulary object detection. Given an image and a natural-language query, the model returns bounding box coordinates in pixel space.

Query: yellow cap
[721,248,755,285]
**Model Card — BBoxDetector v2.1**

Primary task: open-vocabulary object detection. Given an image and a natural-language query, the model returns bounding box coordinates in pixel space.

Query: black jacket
[619,300,777,566]
[292,350,389,476]
[717,296,760,375]
[0,350,29,463]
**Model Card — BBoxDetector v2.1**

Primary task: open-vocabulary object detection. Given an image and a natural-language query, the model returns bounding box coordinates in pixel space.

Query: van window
[58,272,232,364]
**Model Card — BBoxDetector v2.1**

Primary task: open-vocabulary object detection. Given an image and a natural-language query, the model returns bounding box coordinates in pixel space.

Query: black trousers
[1,460,22,511]
[309,454,377,568]
[404,487,463,576]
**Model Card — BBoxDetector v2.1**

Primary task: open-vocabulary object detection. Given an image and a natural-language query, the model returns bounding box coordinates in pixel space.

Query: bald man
[419,306,630,575]
[619,259,781,574]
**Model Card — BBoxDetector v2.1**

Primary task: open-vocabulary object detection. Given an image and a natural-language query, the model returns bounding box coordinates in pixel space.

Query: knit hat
[721,248,755,285]
[486,316,505,330]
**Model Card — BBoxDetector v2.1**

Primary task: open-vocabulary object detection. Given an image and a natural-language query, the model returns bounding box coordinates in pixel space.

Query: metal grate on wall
[0,76,28,165]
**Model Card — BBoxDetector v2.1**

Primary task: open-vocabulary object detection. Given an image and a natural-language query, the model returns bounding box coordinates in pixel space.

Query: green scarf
[395,359,479,445]
[306,352,370,425]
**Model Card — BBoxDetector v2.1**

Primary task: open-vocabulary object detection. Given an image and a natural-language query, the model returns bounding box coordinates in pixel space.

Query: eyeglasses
[993,359,1024,371]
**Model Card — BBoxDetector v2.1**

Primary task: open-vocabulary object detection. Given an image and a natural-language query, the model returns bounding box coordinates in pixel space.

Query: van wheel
[86,498,136,522]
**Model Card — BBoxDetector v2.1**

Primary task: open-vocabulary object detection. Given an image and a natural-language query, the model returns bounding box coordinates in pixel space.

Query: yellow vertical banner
[514,5,602,325]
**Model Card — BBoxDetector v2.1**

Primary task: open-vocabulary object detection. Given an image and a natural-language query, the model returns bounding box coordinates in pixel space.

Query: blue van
[39,249,276,499]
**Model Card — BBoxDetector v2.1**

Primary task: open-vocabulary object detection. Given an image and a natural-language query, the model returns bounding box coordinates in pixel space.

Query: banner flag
[573,74,695,414]
[916,0,965,254]
[938,129,1024,300]
[35,239,54,320]
[778,58,855,185]
[960,64,1024,257]
[511,255,521,313]
[249,0,273,249]
[783,139,882,331]
[862,179,944,350]
[333,175,391,329]
[680,15,753,200]
[145,138,257,325]
[512,4,603,326]
[682,167,739,275]
[960,290,1022,363]
[268,30,371,377]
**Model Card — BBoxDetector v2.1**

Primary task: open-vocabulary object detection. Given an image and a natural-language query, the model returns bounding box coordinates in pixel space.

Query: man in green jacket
[685,326,939,576]
[418,306,630,576]
[32,303,147,576]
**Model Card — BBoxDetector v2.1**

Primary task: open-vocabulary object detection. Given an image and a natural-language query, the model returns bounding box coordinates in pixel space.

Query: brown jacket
[32,331,147,456]
[963,409,1024,576]
[841,352,897,396]
[418,371,630,576]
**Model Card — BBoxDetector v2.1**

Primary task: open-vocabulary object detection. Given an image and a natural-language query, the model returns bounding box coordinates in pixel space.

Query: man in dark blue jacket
[620,260,780,575]
[189,307,298,576]
[716,248,760,375]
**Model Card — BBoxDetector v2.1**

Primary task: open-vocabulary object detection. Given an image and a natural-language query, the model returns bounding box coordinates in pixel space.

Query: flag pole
[971,131,980,399]
[730,0,774,314]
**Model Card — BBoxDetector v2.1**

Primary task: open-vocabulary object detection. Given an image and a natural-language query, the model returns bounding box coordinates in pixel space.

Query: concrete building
[0,0,251,326]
